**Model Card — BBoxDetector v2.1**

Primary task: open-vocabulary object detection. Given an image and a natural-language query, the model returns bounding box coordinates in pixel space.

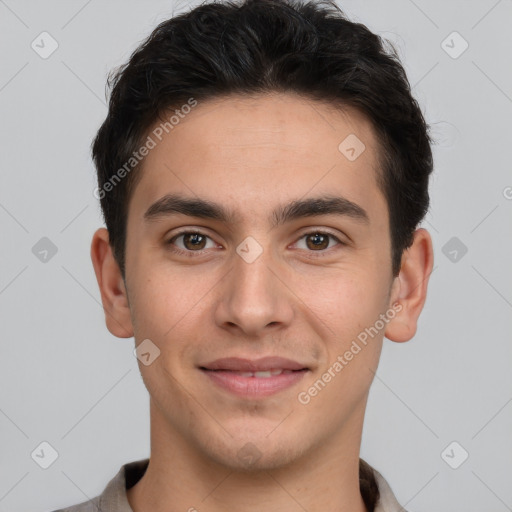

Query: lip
[200,356,308,372]
[201,368,309,398]
[199,357,310,399]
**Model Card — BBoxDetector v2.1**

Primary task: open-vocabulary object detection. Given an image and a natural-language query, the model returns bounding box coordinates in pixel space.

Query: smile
[200,368,309,398]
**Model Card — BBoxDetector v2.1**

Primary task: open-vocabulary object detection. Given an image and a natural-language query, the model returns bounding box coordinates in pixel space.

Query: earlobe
[90,228,134,338]
[385,228,434,343]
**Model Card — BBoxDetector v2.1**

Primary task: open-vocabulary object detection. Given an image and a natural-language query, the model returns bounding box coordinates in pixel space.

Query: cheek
[295,267,389,392]
[301,274,386,413]
[130,261,197,325]
[296,266,386,333]
[128,264,214,365]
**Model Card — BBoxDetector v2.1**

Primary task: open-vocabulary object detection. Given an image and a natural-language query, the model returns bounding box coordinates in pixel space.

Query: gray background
[1,0,511,510]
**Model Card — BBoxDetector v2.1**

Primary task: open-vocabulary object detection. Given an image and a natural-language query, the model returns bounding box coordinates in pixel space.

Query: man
[54,0,434,510]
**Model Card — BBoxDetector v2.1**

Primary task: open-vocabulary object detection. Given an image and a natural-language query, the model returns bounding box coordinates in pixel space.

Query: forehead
[129,92,387,228]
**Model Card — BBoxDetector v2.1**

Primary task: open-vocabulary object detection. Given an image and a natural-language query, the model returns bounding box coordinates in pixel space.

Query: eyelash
[165,229,345,258]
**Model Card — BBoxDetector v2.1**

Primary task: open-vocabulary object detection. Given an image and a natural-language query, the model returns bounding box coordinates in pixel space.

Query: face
[98,93,413,471]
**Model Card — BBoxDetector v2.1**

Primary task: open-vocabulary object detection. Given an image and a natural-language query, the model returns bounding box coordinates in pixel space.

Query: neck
[127,401,369,512]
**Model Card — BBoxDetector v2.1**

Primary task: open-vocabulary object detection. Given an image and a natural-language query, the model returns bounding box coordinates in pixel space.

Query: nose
[214,242,294,337]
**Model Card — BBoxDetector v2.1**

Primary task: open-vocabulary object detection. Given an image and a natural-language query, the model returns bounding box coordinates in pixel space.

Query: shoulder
[46,458,149,512]
[372,466,408,512]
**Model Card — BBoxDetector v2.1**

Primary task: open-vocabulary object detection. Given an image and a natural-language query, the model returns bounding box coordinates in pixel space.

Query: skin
[91,92,433,512]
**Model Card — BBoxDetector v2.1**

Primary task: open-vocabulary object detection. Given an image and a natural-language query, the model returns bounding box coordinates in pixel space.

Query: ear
[90,228,134,338]
[385,228,434,343]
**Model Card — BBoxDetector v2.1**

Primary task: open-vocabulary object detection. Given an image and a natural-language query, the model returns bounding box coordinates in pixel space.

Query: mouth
[199,356,310,398]
[201,368,303,378]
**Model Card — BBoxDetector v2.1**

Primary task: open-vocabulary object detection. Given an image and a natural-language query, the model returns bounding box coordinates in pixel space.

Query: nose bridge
[215,238,292,335]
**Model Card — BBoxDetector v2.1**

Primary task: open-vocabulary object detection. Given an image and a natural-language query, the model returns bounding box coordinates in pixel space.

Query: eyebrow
[143,193,370,228]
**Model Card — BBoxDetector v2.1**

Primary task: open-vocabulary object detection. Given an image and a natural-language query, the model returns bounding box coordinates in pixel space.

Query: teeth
[230,368,292,378]
[254,370,272,378]
[208,368,299,377]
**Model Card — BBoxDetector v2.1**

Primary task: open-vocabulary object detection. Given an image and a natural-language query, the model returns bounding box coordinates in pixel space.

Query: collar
[74,458,407,512]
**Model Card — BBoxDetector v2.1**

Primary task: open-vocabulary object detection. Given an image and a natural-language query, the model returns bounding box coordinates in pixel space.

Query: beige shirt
[52,458,407,512]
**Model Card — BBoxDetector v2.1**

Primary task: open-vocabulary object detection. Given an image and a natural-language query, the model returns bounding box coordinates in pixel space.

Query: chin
[203,432,307,473]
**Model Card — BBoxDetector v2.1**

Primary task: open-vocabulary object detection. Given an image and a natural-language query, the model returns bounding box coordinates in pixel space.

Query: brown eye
[167,231,216,254]
[305,233,330,250]
[294,231,344,255]
[182,233,207,250]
